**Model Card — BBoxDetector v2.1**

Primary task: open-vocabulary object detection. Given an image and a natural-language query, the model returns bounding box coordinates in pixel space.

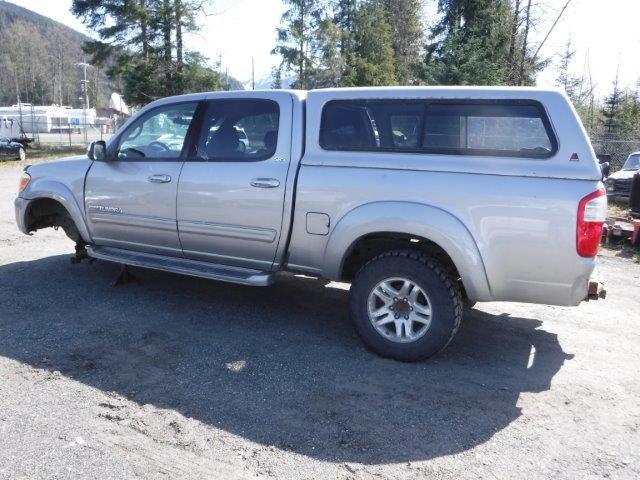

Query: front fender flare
[323,201,492,301]
[21,179,92,243]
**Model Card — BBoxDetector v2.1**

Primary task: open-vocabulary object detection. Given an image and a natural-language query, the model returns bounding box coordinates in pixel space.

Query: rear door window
[193,99,279,161]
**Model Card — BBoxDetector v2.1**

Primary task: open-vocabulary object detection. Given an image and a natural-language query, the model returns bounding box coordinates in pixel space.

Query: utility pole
[251,57,255,90]
[76,62,92,144]
[77,62,90,109]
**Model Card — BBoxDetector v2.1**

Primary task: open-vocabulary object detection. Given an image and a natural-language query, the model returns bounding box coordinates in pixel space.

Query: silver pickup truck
[15,87,607,361]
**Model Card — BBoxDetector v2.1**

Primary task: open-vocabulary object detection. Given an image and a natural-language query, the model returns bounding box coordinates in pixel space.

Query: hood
[608,169,638,180]
[26,155,88,170]
[25,155,92,183]
[20,155,93,203]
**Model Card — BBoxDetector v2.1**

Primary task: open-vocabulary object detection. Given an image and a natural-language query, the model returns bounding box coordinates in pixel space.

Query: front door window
[118,102,198,160]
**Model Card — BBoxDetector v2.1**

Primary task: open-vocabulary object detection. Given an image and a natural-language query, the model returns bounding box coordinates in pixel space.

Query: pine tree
[618,80,640,137]
[271,65,283,89]
[309,17,345,87]
[345,0,396,86]
[424,0,519,85]
[72,0,221,105]
[383,0,423,85]
[334,0,357,56]
[555,39,582,100]
[273,0,324,89]
[602,72,623,135]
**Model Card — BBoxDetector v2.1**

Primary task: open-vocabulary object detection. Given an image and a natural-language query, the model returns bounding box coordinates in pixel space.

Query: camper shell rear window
[320,99,558,159]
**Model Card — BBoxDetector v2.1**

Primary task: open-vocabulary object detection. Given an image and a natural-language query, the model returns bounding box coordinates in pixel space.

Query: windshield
[623,154,640,170]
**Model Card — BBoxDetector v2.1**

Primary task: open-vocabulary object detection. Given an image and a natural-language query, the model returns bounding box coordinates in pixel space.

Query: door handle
[250,178,280,188]
[148,174,172,183]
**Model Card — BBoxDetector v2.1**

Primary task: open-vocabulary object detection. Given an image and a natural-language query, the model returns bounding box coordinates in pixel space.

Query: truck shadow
[0,255,573,465]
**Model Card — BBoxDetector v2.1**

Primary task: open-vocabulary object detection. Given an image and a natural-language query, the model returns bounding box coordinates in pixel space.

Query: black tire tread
[350,249,463,360]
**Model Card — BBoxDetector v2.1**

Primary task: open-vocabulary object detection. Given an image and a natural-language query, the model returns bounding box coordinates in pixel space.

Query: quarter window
[194,100,279,161]
[118,102,197,160]
[320,100,556,158]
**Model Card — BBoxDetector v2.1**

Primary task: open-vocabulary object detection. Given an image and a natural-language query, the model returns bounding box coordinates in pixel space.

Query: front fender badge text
[89,205,123,214]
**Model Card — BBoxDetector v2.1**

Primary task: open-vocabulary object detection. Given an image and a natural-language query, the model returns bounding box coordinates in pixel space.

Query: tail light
[577,189,607,257]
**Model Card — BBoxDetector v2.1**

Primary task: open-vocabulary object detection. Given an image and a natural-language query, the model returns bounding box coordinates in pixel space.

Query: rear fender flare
[323,201,492,301]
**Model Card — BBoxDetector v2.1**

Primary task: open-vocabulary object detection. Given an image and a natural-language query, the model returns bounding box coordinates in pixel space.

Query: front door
[177,94,292,270]
[85,101,199,256]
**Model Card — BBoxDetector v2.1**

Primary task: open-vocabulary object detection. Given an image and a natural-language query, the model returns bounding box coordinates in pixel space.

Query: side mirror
[88,140,107,161]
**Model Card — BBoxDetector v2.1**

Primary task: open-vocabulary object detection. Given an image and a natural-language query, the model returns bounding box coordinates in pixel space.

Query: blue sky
[10,0,640,96]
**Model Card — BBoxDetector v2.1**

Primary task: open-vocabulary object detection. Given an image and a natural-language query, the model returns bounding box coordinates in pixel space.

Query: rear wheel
[349,250,463,362]
[17,147,26,161]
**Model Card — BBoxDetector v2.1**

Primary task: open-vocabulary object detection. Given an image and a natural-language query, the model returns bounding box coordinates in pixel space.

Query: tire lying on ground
[349,250,463,362]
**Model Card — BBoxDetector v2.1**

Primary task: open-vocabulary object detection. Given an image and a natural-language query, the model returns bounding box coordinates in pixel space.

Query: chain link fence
[590,134,640,172]
[31,125,114,148]
[2,116,118,149]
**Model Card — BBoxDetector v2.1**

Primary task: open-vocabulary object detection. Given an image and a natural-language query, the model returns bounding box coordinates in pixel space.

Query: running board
[86,245,275,286]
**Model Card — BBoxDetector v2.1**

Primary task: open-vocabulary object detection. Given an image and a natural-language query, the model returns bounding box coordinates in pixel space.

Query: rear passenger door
[177,93,293,270]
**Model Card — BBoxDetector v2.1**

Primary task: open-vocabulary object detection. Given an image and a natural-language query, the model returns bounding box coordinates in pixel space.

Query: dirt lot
[1,164,639,479]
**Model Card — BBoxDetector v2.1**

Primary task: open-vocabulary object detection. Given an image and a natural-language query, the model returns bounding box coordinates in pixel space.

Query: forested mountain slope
[0,0,112,108]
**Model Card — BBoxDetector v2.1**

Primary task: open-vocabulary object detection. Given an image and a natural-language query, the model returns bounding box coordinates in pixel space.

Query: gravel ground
[1,164,639,479]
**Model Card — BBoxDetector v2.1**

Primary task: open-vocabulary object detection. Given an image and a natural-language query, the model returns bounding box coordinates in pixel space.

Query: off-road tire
[349,250,463,362]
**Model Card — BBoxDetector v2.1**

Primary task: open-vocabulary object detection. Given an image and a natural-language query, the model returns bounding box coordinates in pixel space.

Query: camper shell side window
[319,99,558,159]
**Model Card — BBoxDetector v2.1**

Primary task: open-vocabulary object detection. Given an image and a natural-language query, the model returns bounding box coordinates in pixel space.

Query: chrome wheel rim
[367,277,433,343]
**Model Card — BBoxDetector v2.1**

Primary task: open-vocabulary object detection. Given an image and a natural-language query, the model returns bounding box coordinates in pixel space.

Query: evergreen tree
[602,73,623,135]
[618,80,640,137]
[333,0,357,83]
[334,0,357,56]
[72,0,221,105]
[424,0,520,85]
[345,0,396,86]
[555,39,581,98]
[273,0,324,89]
[271,65,283,89]
[554,38,596,130]
[384,0,423,85]
[309,17,345,87]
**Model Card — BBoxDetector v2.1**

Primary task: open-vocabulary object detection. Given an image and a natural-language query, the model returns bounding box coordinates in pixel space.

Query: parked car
[0,136,26,161]
[14,87,607,361]
[605,152,640,203]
